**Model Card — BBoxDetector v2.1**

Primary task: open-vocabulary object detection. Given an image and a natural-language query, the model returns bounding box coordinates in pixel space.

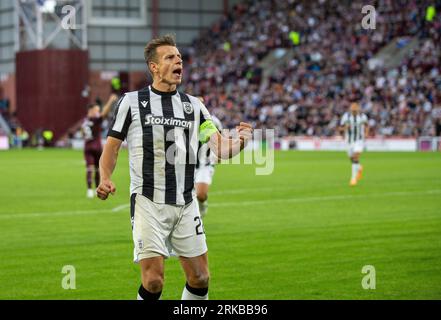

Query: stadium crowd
[182,0,441,138]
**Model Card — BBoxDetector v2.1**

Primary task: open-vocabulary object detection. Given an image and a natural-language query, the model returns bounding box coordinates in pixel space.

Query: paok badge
[183,102,193,114]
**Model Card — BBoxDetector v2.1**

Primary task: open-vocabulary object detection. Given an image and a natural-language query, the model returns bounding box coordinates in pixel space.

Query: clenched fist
[96,179,116,200]
[236,122,253,147]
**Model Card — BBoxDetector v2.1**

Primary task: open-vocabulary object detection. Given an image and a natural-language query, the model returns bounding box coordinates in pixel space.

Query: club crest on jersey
[145,114,192,129]
[183,102,193,114]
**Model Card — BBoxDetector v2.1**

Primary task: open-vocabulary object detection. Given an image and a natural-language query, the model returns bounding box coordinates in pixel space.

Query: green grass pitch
[0,149,440,300]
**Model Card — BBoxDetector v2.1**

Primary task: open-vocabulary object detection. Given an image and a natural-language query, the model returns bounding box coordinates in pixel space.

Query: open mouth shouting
[172,67,183,79]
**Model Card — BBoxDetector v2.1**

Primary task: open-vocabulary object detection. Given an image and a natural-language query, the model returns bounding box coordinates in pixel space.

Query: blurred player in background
[340,102,369,186]
[82,94,118,198]
[195,97,223,218]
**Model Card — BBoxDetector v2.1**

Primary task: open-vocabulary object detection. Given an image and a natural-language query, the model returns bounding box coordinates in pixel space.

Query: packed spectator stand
[182,0,441,138]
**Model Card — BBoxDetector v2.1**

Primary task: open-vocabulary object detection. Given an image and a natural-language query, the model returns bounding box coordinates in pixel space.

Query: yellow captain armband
[199,120,218,144]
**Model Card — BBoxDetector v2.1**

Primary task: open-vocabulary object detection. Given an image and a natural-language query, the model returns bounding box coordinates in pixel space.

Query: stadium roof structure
[16,0,87,52]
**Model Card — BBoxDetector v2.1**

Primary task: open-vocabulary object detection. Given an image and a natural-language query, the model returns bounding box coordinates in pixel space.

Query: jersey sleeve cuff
[107,130,126,141]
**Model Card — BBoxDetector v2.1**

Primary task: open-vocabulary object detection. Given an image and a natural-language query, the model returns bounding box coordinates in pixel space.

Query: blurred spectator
[435,116,441,136]
[42,130,54,147]
[13,127,29,148]
[0,98,9,114]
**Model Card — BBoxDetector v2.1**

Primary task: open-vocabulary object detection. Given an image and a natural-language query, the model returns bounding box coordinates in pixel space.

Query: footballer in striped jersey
[340,102,369,186]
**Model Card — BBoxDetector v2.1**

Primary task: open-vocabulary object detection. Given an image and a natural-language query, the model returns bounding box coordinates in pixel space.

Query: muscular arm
[97,137,122,200]
[208,132,243,160]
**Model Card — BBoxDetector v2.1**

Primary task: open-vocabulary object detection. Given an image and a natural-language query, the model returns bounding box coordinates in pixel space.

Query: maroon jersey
[83,116,103,151]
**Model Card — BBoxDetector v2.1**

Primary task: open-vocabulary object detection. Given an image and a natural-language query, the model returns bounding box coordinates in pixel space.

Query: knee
[142,273,164,293]
[188,271,210,288]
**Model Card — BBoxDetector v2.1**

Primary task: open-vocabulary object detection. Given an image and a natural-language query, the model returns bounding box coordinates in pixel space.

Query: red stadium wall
[88,71,147,104]
[89,71,113,105]
[16,50,89,140]
[129,72,148,91]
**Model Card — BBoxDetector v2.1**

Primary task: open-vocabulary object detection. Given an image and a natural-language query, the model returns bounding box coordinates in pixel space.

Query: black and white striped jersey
[340,112,368,143]
[107,86,214,205]
[196,115,223,168]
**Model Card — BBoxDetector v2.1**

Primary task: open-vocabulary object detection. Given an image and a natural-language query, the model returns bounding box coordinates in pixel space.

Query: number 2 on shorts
[194,217,205,235]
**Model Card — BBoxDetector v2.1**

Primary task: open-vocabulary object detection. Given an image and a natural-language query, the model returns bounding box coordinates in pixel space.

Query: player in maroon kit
[82,94,119,198]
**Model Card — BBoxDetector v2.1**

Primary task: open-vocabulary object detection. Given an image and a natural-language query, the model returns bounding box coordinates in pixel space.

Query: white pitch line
[210,189,441,207]
[112,204,130,212]
[210,186,284,195]
[209,183,343,195]
[0,208,110,219]
[0,189,440,220]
